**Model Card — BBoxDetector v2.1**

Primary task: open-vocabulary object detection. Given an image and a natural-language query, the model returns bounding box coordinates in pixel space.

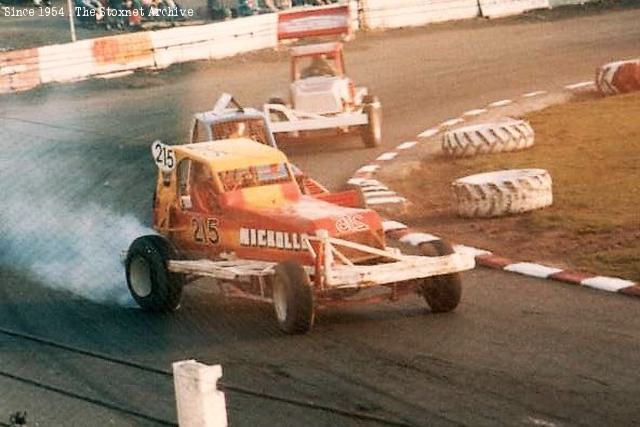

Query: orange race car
[124,138,474,334]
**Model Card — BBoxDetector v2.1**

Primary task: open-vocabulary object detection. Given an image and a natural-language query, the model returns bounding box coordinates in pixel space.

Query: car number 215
[152,141,176,172]
[192,218,219,245]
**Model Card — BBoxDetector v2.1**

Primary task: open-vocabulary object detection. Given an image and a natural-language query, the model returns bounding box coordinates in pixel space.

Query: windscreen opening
[211,119,269,145]
[218,163,292,192]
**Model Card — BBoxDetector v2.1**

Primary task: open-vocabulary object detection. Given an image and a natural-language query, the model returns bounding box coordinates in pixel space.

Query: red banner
[277,4,351,40]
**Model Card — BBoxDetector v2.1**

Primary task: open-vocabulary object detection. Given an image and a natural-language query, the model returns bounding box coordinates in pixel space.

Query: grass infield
[395,91,640,281]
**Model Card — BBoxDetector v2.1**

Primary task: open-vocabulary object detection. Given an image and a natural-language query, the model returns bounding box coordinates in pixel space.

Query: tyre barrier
[596,59,640,96]
[442,118,534,158]
[452,169,553,218]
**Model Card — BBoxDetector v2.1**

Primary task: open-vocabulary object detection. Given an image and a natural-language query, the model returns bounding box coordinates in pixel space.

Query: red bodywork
[152,140,385,267]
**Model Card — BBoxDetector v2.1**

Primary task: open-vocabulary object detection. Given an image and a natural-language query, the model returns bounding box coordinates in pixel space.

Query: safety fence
[358,0,479,29]
[476,0,550,19]
[0,0,602,95]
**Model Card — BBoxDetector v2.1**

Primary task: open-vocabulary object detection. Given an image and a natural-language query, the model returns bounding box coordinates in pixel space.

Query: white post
[316,229,333,286]
[173,360,228,427]
[66,0,77,42]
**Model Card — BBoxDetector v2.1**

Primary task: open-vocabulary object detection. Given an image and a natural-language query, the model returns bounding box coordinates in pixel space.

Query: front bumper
[323,252,475,289]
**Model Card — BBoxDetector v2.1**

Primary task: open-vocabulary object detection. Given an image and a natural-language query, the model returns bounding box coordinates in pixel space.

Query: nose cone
[273,196,382,237]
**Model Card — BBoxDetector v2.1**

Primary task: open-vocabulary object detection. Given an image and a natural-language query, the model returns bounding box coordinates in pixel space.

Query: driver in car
[301,55,336,79]
[190,163,218,210]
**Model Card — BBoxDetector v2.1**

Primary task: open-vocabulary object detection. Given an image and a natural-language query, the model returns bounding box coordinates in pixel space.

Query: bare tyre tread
[273,261,315,334]
[442,118,534,158]
[452,169,553,218]
[419,240,462,313]
[596,59,640,95]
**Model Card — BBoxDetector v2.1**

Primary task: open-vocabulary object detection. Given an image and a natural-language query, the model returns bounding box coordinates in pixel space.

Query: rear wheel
[125,235,183,312]
[272,261,315,334]
[361,95,382,148]
[419,240,462,313]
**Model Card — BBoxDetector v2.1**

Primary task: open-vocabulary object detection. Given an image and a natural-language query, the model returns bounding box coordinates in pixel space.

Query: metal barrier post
[173,360,227,427]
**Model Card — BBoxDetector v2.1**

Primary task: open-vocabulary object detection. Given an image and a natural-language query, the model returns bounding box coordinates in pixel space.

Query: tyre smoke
[0,136,153,306]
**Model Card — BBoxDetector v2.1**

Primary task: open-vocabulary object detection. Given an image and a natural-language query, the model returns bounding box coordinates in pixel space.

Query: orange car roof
[174,139,289,172]
[290,42,342,58]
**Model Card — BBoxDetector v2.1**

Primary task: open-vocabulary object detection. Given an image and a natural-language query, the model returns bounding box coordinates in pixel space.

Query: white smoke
[0,134,154,306]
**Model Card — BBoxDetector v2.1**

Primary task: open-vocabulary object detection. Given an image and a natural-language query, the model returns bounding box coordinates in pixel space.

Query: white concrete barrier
[361,0,480,29]
[38,39,94,84]
[349,0,360,32]
[91,32,156,74]
[549,0,596,6]
[173,360,227,427]
[0,48,41,93]
[478,0,550,18]
[152,13,278,69]
[1,0,601,94]
[38,32,155,84]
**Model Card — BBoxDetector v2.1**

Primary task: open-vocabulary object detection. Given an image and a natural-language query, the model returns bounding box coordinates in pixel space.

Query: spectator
[264,0,294,11]
[75,0,105,26]
[106,0,125,29]
[128,0,143,27]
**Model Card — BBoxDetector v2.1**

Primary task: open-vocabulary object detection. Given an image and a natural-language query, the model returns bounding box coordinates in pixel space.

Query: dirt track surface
[2,6,640,426]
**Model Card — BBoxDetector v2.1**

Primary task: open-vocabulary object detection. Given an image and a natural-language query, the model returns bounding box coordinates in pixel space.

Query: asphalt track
[1,7,640,426]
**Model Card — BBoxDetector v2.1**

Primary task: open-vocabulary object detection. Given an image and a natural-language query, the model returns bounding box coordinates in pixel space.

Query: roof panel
[174,139,288,172]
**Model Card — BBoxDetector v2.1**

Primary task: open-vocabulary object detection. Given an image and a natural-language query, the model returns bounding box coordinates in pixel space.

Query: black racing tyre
[362,95,382,148]
[125,235,183,312]
[418,240,462,313]
[272,261,315,334]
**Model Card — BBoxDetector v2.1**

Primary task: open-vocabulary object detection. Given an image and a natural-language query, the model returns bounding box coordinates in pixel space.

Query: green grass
[395,91,640,281]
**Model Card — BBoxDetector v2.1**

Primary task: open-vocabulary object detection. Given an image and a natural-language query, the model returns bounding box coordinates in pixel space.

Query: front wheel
[419,240,462,313]
[361,95,382,148]
[272,261,315,334]
[125,235,183,312]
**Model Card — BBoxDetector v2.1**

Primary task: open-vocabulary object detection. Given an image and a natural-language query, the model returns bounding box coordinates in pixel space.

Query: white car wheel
[129,256,153,298]
[273,277,288,325]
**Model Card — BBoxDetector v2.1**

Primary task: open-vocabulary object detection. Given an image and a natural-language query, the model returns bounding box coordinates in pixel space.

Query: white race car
[264,42,382,148]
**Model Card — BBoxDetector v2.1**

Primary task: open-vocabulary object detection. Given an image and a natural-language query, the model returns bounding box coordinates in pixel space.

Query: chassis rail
[167,230,475,291]
[265,104,368,134]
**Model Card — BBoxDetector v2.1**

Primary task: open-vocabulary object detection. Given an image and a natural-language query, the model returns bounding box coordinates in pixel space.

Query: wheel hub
[129,256,152,298]
[273,278,288,323]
